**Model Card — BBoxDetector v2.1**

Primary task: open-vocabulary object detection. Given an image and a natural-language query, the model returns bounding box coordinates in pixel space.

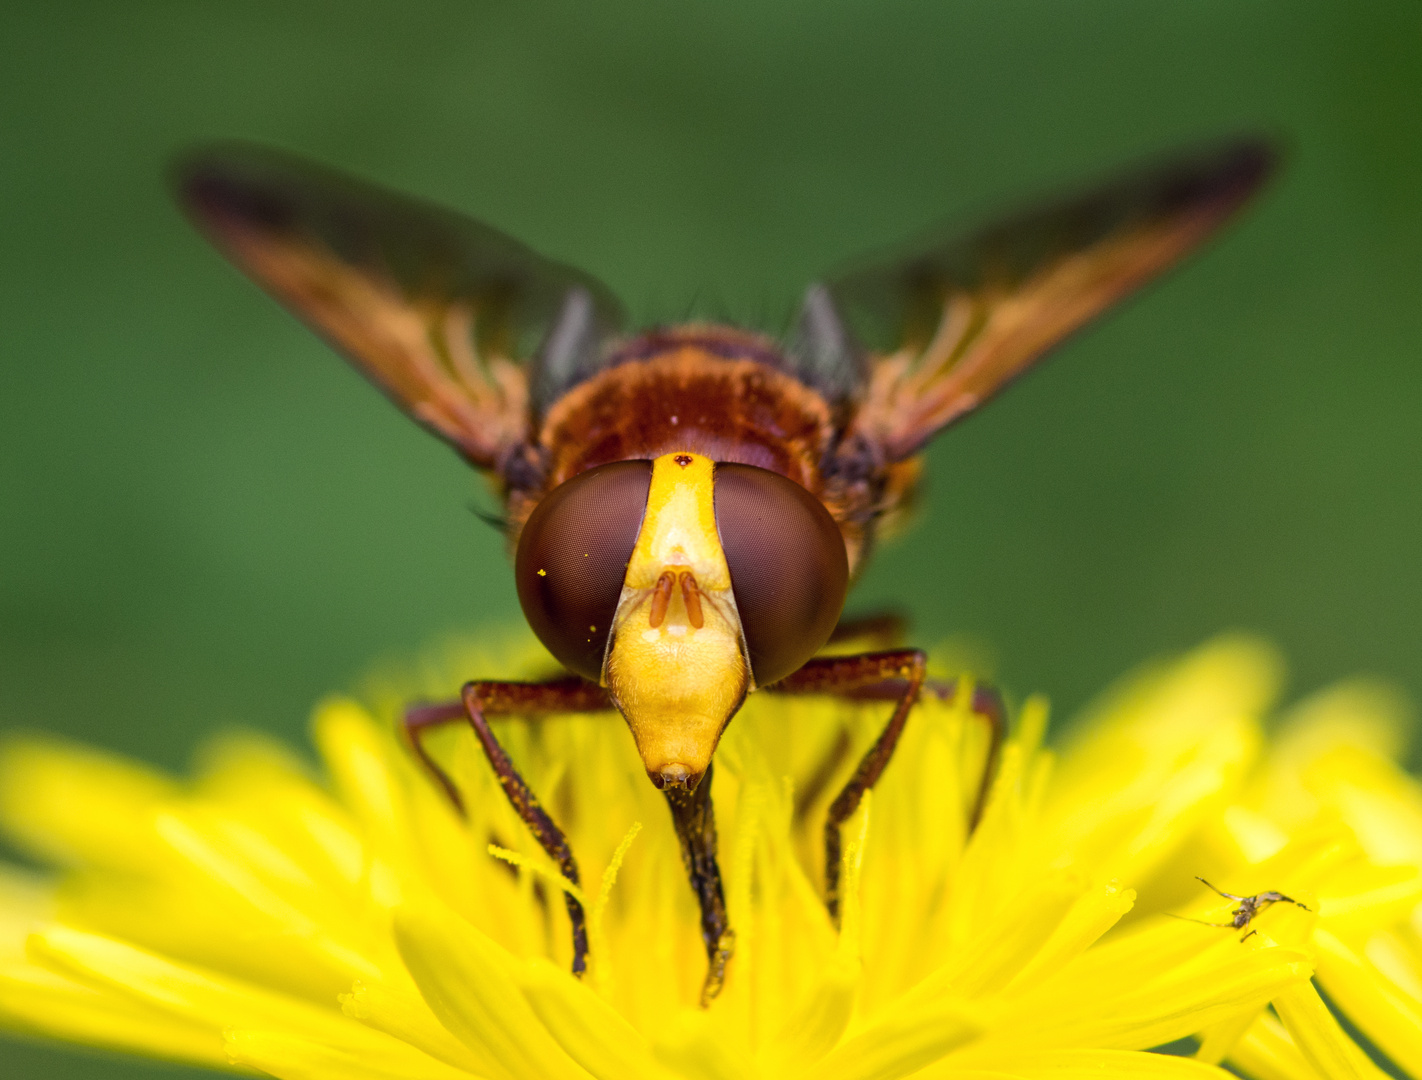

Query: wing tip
[1155,132,1282,219]
[168,141,307,237]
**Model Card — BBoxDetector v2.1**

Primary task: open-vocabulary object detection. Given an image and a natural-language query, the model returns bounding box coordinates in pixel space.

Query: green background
[2,2,1420,1076]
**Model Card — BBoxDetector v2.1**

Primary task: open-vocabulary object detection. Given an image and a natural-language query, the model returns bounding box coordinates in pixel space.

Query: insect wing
[175,144,625,469]
[835,138,1277,460]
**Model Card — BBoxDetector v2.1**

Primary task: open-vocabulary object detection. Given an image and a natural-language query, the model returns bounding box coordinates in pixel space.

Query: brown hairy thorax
[502,324,906,576]
[540,327,834,488]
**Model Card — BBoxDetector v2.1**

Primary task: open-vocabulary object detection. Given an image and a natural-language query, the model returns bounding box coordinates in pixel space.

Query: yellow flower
[0,632,1418,1079]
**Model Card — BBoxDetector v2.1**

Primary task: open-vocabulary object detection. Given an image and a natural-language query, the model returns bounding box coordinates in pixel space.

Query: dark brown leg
[768,651,1006,926]
[787,612,907,820]
[664,763,735,1006]
[403,677,611,976]
[951,681,1006,831]
[404,699,472,812]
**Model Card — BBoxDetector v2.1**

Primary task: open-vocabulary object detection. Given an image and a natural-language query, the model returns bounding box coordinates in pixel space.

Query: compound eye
[515,460,652,680]
[714,463,849,686]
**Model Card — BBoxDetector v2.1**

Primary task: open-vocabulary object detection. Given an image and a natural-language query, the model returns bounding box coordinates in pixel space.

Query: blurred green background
[2,1,1420,1075]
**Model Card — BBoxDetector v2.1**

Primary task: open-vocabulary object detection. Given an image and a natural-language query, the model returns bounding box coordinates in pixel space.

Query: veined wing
[175,144,625,470]
[832,139,1276,460]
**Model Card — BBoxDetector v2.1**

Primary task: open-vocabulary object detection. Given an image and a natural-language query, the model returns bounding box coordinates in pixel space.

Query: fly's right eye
[713,463,849,686]
[515,461,652,680]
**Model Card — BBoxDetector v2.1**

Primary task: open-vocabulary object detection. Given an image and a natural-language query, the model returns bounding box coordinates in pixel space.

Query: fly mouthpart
[650,762,699,790]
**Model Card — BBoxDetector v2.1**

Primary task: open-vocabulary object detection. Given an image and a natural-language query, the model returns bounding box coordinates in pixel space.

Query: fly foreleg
[403,677,611,976]
[768,650,1005,926]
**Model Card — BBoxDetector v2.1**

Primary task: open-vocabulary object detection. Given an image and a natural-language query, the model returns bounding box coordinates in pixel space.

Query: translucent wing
[175,144,625,469]
[834,139,1276,460]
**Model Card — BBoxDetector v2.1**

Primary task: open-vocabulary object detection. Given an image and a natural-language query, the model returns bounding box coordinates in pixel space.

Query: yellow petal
[194,732,372,895]
[1271,979,1391,1080]
[314,698,411,858]
[29,924,397,1053]
[999,880,1137,997]
[927,1047,1237,1078]
[393,898,590,1080]
[1226,1011,1322,1080]
[914,870,1093,1002]
[342,977,501,1076]
[517,956,675,1080]
[1311,928,1422,1078]
[225,1027,481,1080]
[0,738,174,870]
[1042,637,1274,885]
[1316,864,1422,934]
[0,863,50,961]
[651,1007,757,1080]
[0,959,230,1069]
[990,937,1311,1051]
[761,949,859,1074]
[1300,747,1422,866]
[55,869,361,1004]
[1192,1007,1262,1065]
[808,996,985,1080]
[1363,928,1422,1000]
[151,808,385,982]
[28,924,473,1080]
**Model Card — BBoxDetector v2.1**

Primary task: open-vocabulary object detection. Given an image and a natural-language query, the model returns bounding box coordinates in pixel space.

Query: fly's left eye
[714,463,849,686]
[515,460,652,680]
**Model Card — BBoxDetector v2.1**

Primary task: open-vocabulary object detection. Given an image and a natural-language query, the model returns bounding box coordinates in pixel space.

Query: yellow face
[604,452,749,790]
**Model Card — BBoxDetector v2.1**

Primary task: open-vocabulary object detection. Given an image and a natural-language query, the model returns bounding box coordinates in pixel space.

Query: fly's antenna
[467,502,509,533]
[1196,876,1244,902]
[681,284,707,323]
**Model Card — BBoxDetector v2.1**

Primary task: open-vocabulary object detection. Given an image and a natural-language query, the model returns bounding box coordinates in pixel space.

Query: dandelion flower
[0,633,1418,1080]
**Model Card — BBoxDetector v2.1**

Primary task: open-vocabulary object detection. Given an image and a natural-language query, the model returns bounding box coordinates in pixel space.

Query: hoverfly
[175,138,1274,1003]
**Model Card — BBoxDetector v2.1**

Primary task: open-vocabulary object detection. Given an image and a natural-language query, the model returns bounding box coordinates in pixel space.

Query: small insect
[175,138,1275,1002]
[1184,876,1311,940]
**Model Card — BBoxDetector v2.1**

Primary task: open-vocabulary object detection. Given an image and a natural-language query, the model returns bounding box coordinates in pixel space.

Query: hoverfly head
[515,451,848,790]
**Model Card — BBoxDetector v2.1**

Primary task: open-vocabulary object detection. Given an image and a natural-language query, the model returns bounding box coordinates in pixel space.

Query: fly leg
[768,650,1006,926]
[403,676,611,976]
[788,614,909,819]
[664,763,734,1007]
[934,678,1006,830]
[772,650,924,925]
